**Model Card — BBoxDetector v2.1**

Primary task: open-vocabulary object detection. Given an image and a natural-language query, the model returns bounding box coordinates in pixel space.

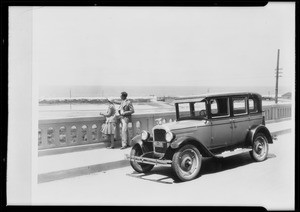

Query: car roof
[173,92,261,103]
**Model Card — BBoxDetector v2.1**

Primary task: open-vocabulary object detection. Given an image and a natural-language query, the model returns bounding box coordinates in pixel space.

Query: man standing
[117,92,135,149]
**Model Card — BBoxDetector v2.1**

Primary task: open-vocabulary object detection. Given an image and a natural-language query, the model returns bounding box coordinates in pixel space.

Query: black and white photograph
[6,2,295,210]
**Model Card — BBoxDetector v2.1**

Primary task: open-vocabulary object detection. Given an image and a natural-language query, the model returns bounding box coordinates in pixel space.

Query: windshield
[176,101,207,120]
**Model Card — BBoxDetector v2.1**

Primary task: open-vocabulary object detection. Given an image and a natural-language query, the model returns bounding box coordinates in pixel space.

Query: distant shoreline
[39,85,291,100]
[38,94,291,105]
[39,97,154,105]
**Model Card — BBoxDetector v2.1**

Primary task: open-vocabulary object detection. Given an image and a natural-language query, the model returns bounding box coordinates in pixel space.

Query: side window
[233,97,247,115]
[249,98,258,113]
[178,103,191,118]
[194,101,207,118]
[210,99,218,115]
[210,98,229,118]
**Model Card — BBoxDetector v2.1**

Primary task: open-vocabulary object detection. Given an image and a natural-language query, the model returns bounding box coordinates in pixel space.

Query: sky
[33,3,295,88]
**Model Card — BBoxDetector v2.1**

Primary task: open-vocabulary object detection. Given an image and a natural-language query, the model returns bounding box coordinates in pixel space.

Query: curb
[39,140,122,157]
[38,143,106,157]
[266,117,292,124]
[38,159,130,184]
[38,128,292,184]
[270,128,291,137]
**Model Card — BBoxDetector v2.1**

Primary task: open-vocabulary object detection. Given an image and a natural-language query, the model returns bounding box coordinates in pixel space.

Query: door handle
[230,119,237,128]
[233,119,237,128]
[230,119,233,129]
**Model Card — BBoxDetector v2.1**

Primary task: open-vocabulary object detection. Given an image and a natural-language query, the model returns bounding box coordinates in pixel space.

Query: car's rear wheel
[130,144,154,173]
[250,133,269,162]
[172,144,202,181]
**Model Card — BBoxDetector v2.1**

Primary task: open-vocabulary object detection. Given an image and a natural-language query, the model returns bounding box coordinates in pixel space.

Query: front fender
[130,135,153,153]
[131,134,143,147]
[246,124,273,145]
[170,136,214,157]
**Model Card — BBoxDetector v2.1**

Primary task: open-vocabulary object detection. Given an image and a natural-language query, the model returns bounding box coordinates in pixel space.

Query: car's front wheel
[130,144,154,173]
[250,133,269,162]
[172,144,202,181]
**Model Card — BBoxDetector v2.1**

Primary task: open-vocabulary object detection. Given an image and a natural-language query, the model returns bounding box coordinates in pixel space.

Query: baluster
[278,108,281,119]
[81,125,88,142]
[284,108,287,118]
[128,122,133,141]
[59,126,67,145]
[70,125,77,143]
[47,127,55,147]
[38,129,42,147]
[91,124,98,142]
[136,121,141,135]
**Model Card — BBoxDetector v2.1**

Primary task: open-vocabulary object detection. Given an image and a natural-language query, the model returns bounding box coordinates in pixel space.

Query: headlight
[165,131,175,142]
[141,130,150,141]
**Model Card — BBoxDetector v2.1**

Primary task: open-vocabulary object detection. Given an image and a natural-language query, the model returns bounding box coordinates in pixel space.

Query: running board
[215,148,252,158]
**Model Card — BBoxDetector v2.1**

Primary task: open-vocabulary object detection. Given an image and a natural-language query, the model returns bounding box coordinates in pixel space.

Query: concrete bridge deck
[35,132,294,209]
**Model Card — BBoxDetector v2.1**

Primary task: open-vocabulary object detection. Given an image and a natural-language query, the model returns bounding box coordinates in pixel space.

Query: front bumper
[125,154,172,166]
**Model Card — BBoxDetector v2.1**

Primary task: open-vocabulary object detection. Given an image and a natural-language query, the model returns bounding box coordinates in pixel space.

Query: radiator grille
[154,129,167,154]
[154,129,166,141]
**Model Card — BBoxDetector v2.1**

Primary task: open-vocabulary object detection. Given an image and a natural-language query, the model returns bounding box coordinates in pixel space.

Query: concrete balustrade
[262,104,292,120]
[38,104,291,150]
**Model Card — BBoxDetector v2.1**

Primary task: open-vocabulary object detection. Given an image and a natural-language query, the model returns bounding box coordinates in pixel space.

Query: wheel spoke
[179,149,199,176]
[253,136,267,159]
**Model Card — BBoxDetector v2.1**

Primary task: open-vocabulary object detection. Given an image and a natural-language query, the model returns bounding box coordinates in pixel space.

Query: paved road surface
[34,133,294,210]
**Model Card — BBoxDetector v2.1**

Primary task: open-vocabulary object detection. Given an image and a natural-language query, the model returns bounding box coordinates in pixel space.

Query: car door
[230,96,250,145]
[209,97,232,150]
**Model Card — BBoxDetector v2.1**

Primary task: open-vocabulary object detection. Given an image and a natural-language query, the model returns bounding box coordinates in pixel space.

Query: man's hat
[121,92,128,97]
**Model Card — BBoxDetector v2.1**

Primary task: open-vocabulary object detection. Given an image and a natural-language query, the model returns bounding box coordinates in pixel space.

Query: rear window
[210,98,230,118]
[233,97,247,115]
[249,97,258,113]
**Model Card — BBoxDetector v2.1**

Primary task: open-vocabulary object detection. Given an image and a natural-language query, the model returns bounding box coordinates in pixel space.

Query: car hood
[153,120,206,134]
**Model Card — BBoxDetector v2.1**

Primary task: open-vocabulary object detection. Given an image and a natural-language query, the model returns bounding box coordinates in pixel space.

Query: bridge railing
[38,103,292,150]
[262,104,292,121]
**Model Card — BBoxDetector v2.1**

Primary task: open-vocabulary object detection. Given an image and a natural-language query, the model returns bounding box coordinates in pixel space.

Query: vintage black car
[126,92,272,181]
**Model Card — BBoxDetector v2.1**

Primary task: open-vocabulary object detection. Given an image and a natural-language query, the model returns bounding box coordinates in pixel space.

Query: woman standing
[100,98,117,149]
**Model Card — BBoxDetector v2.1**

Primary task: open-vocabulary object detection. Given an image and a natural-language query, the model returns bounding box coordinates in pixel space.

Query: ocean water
[39,85,290,99]
[38,85,291,119]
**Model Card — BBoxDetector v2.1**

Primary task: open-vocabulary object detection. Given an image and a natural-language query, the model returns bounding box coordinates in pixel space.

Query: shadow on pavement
[200,153,254,176]
[126,152,276,184]
[127,166,176,184]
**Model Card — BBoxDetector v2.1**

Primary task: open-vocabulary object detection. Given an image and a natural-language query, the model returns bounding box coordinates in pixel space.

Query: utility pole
[275,49,282,104]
